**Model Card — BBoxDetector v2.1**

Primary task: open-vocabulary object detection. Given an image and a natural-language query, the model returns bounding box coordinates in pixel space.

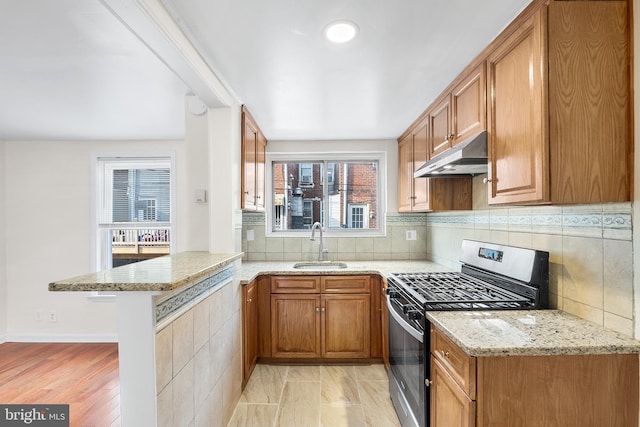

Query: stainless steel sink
[293,261,348,270]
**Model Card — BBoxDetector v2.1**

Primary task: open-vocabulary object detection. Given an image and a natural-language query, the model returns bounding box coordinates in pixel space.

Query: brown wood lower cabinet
[241,279,258,388]
[431,326,639,427]
[243,274,384,368]
[270,275,372,359]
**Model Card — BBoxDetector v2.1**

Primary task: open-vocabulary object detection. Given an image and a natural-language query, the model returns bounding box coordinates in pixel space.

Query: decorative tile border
[242,212,266,226]
[243,204,632,240]
[155,265,234,323]
[426,204,632,241]
[387,213,428,225]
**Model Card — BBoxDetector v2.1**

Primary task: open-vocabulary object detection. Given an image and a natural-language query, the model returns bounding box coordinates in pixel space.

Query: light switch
[195,189,207,203]
[406,230,417,241]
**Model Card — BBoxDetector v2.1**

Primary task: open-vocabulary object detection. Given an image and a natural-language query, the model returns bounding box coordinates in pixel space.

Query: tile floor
[228,363,401,427]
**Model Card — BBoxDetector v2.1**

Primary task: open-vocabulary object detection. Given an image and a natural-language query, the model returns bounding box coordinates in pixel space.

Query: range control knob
[386,289,399,298]
[408,311,424,321]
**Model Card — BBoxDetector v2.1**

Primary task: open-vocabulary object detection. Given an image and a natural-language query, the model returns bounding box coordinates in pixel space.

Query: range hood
[414,130,488,178]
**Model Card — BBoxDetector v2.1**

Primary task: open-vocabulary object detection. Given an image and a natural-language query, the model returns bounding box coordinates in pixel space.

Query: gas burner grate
[389,272,530,309]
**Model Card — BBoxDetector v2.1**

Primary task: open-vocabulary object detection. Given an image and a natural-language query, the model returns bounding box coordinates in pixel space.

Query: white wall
[0,141,7,342]
[180,95,211,252]
[3,134,211,341]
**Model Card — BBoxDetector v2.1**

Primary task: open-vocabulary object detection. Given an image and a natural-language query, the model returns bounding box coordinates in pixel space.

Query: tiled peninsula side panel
[426,203,634,337]
[242,212,428,261]
[154,261,243,427]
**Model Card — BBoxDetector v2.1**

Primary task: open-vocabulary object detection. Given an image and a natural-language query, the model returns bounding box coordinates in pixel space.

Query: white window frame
[265,152,386,237]
[92,154,176,273]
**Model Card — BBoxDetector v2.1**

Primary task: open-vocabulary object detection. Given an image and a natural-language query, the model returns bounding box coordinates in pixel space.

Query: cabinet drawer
[321,275,371,293]
[271,276,321,293]
[431,327,476,399]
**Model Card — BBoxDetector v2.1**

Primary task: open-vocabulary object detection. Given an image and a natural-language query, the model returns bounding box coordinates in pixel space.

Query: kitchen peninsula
[49,252,243,427]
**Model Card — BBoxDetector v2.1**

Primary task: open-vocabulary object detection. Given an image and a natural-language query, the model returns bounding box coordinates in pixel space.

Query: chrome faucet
[310,221,328,261]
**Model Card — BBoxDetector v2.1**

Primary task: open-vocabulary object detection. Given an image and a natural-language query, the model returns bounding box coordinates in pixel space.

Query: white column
[116,292,160,427]
[208,105,242,253]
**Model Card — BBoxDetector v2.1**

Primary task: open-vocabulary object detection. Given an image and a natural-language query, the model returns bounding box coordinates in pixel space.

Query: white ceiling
[0,0,532,141]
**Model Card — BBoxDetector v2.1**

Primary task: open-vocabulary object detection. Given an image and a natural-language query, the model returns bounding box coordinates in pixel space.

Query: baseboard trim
[4,333,118,343]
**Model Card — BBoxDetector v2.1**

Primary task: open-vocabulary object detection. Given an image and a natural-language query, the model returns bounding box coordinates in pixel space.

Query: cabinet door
[429,96,452,158]
[242,281,258,387]
[397,133,414,212]
[322,294,370,358]
[431,357,476,427]
[255,131,267,211]
[487,8,548,205]
[271,294,321,358]
[452,64,486,145]
[411,119,431,211]
[241,112,258,211]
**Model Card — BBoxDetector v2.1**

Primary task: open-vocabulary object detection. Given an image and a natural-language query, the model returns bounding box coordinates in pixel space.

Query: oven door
[387,295,426,427]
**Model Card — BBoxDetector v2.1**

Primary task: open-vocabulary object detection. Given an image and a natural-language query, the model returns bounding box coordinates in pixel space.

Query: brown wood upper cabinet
[241,106,267,211]
[486,0,630,205]
[398,118,472,213]
[428,63,486,160]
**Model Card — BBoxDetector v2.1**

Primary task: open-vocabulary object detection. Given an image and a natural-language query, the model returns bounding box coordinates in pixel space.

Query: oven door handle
[387,296,424,343]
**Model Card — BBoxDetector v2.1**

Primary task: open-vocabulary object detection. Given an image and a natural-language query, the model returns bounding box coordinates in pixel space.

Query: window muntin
[270,158,379,233]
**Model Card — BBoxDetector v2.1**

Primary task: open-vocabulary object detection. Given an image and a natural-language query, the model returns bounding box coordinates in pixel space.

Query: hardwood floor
[0,342,120,427]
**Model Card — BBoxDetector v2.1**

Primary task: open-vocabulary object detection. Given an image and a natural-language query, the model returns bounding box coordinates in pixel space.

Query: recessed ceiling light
[324,20,359,44]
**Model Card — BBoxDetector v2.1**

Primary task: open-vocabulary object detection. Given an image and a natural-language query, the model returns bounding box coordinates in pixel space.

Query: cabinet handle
[409,196,417,200]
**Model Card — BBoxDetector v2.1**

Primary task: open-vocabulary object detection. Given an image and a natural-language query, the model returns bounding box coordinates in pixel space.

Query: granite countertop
[49,252,243,292]
[239,260,452,284]
[427,310,640,357]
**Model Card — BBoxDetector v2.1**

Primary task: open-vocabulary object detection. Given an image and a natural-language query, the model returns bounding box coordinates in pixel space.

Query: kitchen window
[267,153,384,236]
[96,157,174,270]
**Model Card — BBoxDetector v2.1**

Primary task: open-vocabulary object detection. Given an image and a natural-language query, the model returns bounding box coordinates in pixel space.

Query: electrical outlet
[48,311,57,322]
[406,230,417,241]
[246,229,255,241]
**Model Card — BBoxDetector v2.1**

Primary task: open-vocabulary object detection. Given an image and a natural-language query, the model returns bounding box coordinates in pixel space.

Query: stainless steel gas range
[386,240,549,427]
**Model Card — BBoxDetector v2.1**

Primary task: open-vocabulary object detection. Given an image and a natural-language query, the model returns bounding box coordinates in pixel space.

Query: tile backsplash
[242,202,633,337]
[425,202,633,337]
[241,213,428,262]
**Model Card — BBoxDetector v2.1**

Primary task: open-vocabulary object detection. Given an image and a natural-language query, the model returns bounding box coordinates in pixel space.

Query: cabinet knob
[316,307,320,312]
[425,379,432,387]
[482,178,492,184]
[256,195,261,199]
[441,350,450,358]
[448,134,455,140]
[244,191,250,194]
[246,298,252,303]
